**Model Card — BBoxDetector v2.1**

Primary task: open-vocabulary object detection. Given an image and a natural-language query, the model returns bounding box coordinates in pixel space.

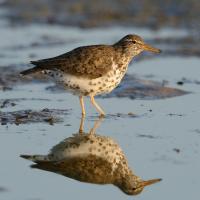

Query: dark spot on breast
[88,60,93,65]
[84,91,89,96]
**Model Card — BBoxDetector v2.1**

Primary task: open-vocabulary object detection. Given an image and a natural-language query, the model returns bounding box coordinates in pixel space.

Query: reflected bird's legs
[89,116,104,135]
[78,114,104,135]
[79,114,85,134]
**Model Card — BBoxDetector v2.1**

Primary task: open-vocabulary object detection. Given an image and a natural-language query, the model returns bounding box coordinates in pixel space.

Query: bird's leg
[79,96,86,117]
[89,115,104,135]
[79,114,85,134]
[90,95,105,117]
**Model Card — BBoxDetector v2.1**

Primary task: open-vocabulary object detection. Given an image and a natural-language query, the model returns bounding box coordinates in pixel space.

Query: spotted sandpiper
[20,34,161,116]
[21,116,161,195]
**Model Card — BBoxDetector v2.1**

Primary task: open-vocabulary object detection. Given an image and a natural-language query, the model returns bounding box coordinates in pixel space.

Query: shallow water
[0,20,200,200]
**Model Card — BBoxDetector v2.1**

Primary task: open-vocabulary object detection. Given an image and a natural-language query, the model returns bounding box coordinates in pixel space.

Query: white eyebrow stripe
[125,39,133,42]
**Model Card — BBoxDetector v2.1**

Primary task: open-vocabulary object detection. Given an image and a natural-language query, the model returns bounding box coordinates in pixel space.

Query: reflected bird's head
[117,175,162,195]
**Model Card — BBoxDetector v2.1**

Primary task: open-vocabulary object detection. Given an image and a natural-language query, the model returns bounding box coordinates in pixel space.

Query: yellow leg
[79,96,86,116]
[90,95,105,116]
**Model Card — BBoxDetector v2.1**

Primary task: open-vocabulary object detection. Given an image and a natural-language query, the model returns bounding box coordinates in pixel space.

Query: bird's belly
[44,69,124,96]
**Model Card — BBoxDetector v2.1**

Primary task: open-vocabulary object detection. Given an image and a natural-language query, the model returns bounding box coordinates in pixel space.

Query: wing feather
[21,45,115,79]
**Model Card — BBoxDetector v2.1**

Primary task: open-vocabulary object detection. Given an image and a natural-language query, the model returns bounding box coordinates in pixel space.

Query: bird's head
[117,175,162,195]
[114,34,161,57]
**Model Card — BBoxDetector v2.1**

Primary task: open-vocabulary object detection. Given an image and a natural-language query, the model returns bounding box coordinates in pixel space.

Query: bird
[21,116,161,195]
[20,34,161,116]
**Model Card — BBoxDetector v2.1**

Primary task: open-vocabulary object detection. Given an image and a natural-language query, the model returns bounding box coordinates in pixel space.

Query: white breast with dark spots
[43,62,128,96]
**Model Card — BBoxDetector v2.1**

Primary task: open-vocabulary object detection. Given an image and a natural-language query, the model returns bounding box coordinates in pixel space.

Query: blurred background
[1,0,200,63]
[1,0,200,30]
[1,1,200,200]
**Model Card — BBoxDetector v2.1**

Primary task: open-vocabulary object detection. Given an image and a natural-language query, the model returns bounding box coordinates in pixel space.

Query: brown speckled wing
[31,45,115,79]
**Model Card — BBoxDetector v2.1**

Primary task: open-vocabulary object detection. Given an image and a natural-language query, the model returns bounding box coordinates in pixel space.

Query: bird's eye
[132,40,136,44]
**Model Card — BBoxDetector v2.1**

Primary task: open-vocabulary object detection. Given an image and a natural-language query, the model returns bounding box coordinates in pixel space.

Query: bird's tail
[20,67,39,76]
[20,154,48,162]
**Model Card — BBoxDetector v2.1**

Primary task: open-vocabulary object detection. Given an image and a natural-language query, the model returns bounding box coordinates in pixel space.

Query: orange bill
[143,43,161,53]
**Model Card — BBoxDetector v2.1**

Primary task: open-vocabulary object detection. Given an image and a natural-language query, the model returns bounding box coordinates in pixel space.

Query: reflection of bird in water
[21,117,161,195]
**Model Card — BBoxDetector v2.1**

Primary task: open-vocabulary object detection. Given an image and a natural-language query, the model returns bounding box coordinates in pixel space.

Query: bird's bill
[140,178,162,187]
[142,43,161,53]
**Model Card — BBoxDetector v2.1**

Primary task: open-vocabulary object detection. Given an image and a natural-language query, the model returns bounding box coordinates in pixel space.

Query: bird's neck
[113,157,134,184]
[113,45,135,66]
[114,169,140,191]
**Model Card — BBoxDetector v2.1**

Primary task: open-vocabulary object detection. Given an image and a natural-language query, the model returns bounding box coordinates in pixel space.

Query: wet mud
[105,74,188,100]
[0,186,8,193]
[0,108,70,125]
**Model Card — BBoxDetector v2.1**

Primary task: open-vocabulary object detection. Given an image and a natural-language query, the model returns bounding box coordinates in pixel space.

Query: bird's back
[23,45,117,79]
